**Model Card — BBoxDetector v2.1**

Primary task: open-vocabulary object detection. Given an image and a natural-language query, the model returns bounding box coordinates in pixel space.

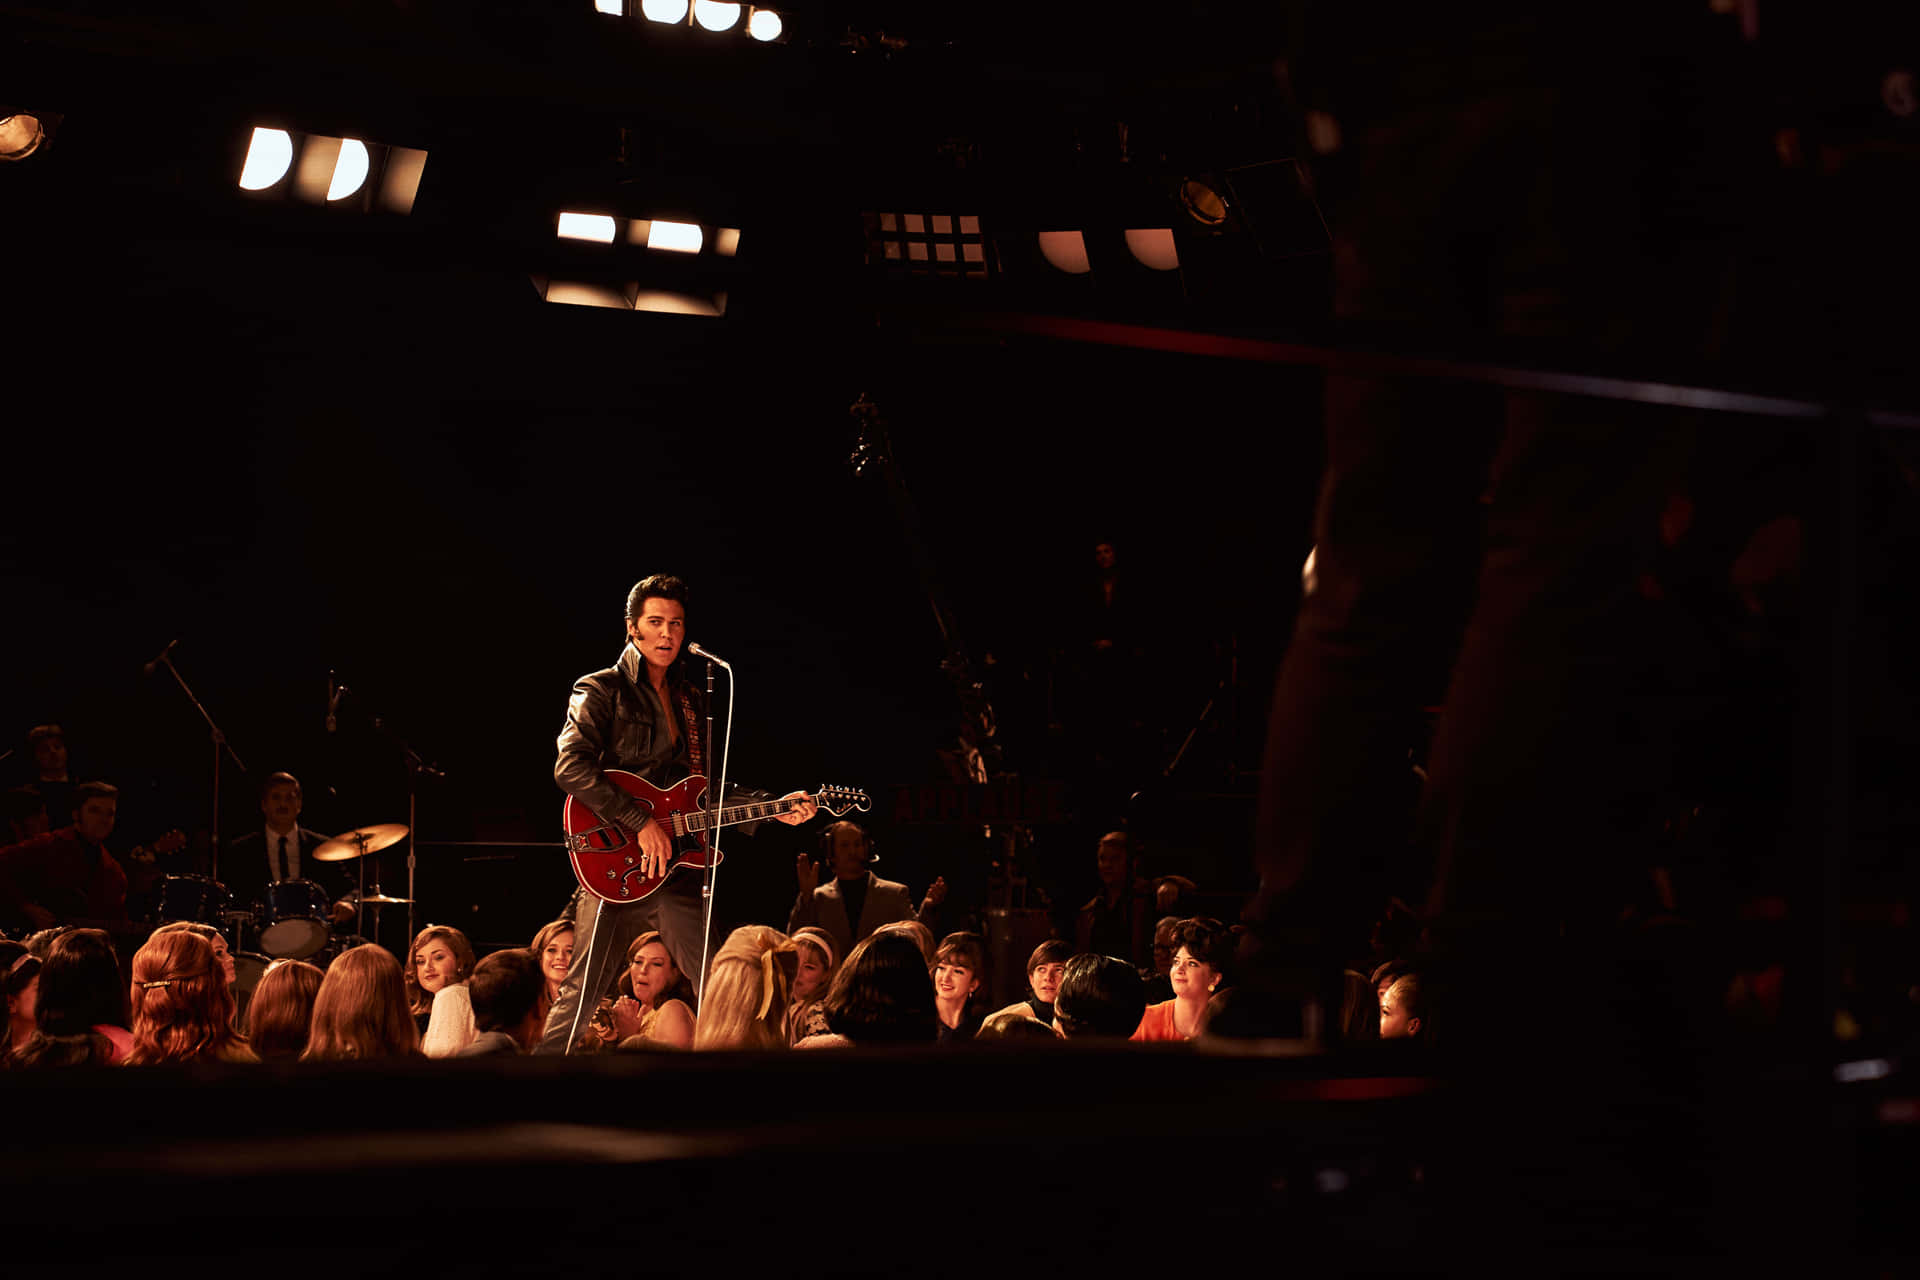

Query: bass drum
[155,874,232,927]
[255,879,332,960]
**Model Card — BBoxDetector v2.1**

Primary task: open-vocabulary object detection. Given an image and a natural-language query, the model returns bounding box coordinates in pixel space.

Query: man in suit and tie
[223,772,357,940]
[789,820,946,965]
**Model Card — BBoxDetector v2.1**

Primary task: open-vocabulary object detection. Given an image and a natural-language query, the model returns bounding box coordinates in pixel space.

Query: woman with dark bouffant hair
[11,928,130,1067]
[245,959,325,1060]
[692,925,793,1051]
[799,928,937,1048]
[931,931,989,1044]
[1131,916,1231,1042]
[304,944,421,1061]
[125,929,257,1065]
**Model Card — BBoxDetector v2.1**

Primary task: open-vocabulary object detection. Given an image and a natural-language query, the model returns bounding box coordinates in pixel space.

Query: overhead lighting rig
[593,0,786,42]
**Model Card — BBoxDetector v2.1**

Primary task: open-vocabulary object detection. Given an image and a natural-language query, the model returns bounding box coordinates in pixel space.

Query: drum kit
[151,821,415,1000]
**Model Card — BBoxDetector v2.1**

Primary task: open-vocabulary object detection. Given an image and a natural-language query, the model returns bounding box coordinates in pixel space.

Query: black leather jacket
[554,644,766,833]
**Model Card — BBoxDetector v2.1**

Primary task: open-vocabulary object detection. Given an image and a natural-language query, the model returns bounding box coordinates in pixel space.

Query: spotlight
[693,1,741,32]
[239,127,295,190]
[328,140,370,201]
[641,0,689,21]
[593,0,623,12]
[747,7,782,40]
[1124,227,1179,271]
[0,112,49,162]
[558,212,618,242]
[646,219,703,253]
[1037,230,1091,275]
[1178,178,1228,229]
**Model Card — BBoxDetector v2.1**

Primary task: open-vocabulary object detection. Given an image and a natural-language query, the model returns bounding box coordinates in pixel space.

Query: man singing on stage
[536,574,816,1054]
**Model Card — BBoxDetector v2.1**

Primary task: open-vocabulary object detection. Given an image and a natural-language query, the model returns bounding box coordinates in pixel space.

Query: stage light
[239,127,295,190]
[747,7,782,40]
[641,0,689,21]
[633,289,724,316]
[1125,228,1179,271]
[594,0,623,12]
[558,212,618,242]
[1037,230,1091,274]
[327,140,370,201]
[715,227,740,257]
[647,219,703,253]
[0,113,46,162]
[694,1,741,31]
[1179,178,1228,228]
[533,277,727,317]
[378,146,428,214]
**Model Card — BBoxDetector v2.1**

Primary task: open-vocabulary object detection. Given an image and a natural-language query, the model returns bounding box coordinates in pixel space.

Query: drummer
[224,773,357,934]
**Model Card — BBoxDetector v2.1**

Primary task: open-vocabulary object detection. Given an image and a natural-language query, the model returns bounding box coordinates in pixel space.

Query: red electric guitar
[562,770,870,904]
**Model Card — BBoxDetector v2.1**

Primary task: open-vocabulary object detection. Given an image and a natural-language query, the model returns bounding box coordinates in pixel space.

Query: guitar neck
[682,794,803,835]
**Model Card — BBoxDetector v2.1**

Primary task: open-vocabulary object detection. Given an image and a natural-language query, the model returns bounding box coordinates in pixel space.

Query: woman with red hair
[244,959,324,1060]
[125,929,258,1065]
[303,944,421,1061]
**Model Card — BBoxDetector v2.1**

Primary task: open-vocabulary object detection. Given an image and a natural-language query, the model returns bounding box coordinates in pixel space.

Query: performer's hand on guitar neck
[774,791,817,827]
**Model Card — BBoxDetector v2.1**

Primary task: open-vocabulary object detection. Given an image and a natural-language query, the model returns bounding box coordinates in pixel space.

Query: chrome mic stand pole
[153,646,247,882]
[691,644,734,1014]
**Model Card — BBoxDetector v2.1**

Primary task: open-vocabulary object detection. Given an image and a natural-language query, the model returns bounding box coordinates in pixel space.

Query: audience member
[1053,953,1146,1041]
[987,938,1071,1026]
[529,919,575,1034]
[1074,832,1149,966]
[1133,917,1230,1042]
[788,820,946,966]
[125,929,257,1065]
[1378,972,1427,1042]
[976,1008,1061,1041]
[404,924,474,1037]
[3,942,40,1060]
[693,925,793,1051]
[304,944,421,1061]
[458,949,546,1055]
[874,919,937,967]
[931,931,989,1044]
[1339,970,1381,1043]
[1143,917,1180,1003]
[11,927,129,1066]
[786,925,837,1045]
[245,959,324,1060]
[152,921,238,988]
[610,930,695,1050]
[803,929,938,1047]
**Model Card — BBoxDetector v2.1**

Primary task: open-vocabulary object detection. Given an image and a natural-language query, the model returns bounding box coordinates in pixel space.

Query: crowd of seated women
[0,906,1419,1068]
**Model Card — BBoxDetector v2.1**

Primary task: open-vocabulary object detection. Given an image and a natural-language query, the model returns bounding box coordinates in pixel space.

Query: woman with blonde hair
[404,925,475,1037]
[245,959,325,1060]
[303,944,421,1061]
[607,930,695,1049]
[786,926,837,1046]
[693,925,793,1051]
[124,929,257,1065]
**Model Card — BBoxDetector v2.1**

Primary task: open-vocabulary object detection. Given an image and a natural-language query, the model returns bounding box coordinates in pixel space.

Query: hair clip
[140,979,172,990]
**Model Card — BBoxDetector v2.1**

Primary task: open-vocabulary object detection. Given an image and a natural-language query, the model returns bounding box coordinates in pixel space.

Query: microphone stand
[153,649,247,882]
[694,651,734,1013]
[371,712,444,951]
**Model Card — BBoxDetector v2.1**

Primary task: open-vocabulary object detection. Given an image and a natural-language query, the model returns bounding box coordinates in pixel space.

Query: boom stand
[155,650,248,881]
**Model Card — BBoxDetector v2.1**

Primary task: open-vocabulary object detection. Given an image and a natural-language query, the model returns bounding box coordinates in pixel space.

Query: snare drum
[155,874,231,926]
[255,879,332,959]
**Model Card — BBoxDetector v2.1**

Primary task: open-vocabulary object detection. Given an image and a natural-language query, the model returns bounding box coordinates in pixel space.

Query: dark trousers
[533,875,711,1054]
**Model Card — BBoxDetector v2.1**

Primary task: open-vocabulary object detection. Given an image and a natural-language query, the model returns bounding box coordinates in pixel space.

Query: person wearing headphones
[788,820,945,968]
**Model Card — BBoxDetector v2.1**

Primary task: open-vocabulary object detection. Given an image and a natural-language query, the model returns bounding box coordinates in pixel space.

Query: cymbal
[312,822,409,862]
[357,893,413,906]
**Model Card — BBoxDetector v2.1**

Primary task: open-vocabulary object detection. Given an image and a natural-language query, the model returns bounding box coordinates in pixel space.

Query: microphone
[687,642,731,669]
[142,639,180,677]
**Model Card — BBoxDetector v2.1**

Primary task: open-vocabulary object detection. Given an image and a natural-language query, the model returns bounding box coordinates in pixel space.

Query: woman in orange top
[1132,916,1229,1042]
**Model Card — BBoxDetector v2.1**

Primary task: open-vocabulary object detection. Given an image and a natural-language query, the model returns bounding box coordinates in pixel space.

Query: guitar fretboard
[680,796,799,835]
